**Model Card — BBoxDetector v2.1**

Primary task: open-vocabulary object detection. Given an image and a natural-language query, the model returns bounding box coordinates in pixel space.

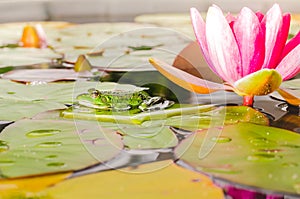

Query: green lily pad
[0,99,65,121]
[62,104,214,124]
[33,110,178,150]
[165,106,269,131]
[175,123,300,195]
[0,119,123,178]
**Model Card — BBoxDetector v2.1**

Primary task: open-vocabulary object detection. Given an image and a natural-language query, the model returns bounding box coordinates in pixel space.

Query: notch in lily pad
[128,44,163,51]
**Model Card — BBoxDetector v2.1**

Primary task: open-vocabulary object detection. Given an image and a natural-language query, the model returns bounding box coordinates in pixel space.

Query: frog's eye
[88,88,100,98]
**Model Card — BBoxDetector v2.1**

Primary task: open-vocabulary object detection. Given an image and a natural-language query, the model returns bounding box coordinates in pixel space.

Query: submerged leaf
[166,106,269,131]
[0,119,123,178]
[277,88,300,106]
[46,160,224,199]
[175,123,300,194]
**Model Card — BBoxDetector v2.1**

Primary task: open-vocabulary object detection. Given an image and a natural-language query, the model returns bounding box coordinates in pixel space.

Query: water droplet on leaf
[0,140,9,152]
[47,162,65,167]
[36,141,62,148]
[282,162,299,167]
[45,155,58,160]
[211,136,232,143]
[0,160,15,166]
[26,129,61,137]
[247,153,282,161]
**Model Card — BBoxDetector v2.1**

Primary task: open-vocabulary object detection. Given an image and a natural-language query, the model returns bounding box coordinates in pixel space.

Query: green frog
[76,88,174,111]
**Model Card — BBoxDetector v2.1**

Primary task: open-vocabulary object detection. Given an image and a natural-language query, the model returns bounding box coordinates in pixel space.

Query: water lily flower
[20,24,48,48]
[149,4,300,106]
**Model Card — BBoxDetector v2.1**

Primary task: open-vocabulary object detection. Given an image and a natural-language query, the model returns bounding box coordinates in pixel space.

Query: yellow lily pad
[46,160,224,199]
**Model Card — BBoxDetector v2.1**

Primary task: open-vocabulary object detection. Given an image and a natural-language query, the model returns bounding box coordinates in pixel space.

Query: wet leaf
[46,160,224,199]
[166,106,269,131]
[175,123,300,195]
[0,119,123,178]
[62,104,214,124]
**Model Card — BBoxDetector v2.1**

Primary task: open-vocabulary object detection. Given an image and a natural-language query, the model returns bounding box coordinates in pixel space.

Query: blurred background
[0,0,299,23]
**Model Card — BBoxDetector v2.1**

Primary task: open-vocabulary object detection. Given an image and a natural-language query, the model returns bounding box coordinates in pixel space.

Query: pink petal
[35,24,48,48]
[205,5,242,83]
[262,4,290,69]
[276,45,300,80]
[190,8,220,77]
[280,30,300,59]
[226,13,236,30]
[255,11,264,22]
[233,7,265,76]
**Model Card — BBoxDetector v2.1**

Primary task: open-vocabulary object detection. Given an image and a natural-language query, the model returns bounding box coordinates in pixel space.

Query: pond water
[0,66,299,199]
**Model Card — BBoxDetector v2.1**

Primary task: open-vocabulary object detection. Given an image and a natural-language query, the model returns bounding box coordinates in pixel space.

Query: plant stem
[243,96,254,106]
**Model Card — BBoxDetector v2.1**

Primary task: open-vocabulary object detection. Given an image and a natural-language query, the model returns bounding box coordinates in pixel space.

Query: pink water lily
[149,4,300,106]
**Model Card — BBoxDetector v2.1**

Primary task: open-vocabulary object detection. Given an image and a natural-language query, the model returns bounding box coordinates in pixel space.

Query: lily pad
[0,47,62,68]
[0,99,65,121]
[134,13,195,38]
[121,126,178,149]
[46,160,224,199]
[0,172,70,198]
[62,104,214,124]
[2,69,93,83]
[0,119,123,178]
[62,27,191,72]
[166,106,269,131]
[175,123,300,195]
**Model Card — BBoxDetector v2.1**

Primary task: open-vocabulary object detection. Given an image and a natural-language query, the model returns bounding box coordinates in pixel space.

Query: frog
[76,88,174,111]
